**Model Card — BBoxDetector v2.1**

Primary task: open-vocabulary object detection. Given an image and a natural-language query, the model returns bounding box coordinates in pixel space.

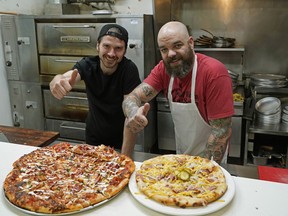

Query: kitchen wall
[169,0,288,78]
[0,0,153,125]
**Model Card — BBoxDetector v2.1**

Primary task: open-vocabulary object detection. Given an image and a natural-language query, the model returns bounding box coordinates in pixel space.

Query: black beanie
[97,24,129,48]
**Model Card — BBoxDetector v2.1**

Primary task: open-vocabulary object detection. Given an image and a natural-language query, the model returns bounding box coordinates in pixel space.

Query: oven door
[40,55,81,75]
[36,22,114,55]
[43,89,88,141]
[43,89,88,122]
[39,55,85,88]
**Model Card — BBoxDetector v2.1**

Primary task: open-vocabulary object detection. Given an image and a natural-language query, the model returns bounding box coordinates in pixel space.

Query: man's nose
[107,48,116,56]
[167,49,176,58]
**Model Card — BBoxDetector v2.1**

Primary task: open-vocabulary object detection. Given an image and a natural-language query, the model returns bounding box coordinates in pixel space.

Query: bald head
[157,21,190,45]
[156,21,195,79]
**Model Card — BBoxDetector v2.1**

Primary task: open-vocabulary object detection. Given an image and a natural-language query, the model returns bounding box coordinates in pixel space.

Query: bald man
[122,21,234,164]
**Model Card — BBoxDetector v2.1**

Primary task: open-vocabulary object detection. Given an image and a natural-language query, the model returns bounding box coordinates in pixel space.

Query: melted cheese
[137,155,227,204]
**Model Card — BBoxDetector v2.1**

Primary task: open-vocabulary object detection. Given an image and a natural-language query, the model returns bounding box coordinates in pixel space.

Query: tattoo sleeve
[203,117,232,163]
[122,83,157,118]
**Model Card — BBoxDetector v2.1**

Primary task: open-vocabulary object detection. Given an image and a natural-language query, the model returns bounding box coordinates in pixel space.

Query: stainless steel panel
[22,83,45,130]
[43,89,88,122]
[15,16,39,82]
[37,22,112,55]
[156,92,170,111]
[46,119,85,141]
[230,116,242,157]
[135,100,157,152]
[1,15,21,80]
[143,15,157,79]
[117,17,144,80]
[157,100,170,112]
[8,81,44,130]
[157,111,176,151]
[153,0,171,62]
[8,81,24,127]
[1,15,39,82]
[234,102,244,116]
[116,15,156,80]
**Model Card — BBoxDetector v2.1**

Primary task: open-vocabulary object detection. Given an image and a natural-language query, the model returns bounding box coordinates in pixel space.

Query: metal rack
[243,87,288,168]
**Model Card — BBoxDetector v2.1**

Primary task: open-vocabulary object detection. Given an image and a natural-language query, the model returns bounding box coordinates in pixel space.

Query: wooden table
[0,125,59,147]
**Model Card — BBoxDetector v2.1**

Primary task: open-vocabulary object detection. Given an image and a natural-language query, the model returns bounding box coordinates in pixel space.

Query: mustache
[166,56,179,64]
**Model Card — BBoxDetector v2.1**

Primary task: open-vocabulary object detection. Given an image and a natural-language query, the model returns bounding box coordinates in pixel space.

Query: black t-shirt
[73,56,141,149]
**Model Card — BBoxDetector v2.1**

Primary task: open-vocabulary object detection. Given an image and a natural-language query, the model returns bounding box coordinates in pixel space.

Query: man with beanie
[50,24,141,154]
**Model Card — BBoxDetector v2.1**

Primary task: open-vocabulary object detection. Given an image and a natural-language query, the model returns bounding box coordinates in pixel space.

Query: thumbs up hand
[69,69,78,86]
[126,103,150,133]
[50,69,79,100]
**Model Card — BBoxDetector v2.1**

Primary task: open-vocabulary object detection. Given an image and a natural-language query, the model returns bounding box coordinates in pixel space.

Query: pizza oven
[1,14,157,151]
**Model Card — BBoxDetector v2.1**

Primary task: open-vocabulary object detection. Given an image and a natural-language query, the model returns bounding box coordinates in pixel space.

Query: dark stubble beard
[164,48,194,79]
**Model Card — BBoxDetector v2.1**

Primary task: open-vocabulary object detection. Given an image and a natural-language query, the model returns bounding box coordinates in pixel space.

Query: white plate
[129,162,235,216]
[3,188,120,216]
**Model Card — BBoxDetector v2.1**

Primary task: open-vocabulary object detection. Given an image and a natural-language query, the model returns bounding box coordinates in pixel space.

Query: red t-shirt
[144,53,234,123]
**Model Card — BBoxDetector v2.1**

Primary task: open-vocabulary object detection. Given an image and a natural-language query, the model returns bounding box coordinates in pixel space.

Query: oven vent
[67,0,115,14]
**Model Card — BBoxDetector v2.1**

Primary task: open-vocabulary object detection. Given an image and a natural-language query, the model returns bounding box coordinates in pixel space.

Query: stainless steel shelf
[249,122,288,137]
[247,121,288,168]
[254,87,288,95]
[194,47,245,52]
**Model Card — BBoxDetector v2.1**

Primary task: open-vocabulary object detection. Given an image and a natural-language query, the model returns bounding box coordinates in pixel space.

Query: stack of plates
[282,105,288,124]
[250,74,288,88]
[255,97,281,125]
[228,70,239,90]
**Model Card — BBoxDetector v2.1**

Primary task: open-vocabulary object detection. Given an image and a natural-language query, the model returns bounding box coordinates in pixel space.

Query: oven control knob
[129,43,136,49]
[17,40,24,45]
[6,61,12,67]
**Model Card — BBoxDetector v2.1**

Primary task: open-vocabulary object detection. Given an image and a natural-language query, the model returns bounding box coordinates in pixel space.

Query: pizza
[3,142,135,214]
[135,154,227,208]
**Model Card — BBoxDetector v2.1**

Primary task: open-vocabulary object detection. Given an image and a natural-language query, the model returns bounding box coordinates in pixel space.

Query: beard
[99,54,121,75]
[164,48,194,79]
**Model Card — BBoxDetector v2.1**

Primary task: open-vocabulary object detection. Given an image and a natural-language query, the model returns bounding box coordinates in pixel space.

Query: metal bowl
[255,97,281,115]
[256,111,281,125]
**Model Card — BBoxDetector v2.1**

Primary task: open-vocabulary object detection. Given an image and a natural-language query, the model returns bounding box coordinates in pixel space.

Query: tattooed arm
[202,117,232,164]
[121,118,138,158]
[122,82,159,133]
[121,83,158,157]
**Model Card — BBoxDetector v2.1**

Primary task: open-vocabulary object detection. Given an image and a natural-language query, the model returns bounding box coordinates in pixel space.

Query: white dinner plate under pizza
[129,162,236,216]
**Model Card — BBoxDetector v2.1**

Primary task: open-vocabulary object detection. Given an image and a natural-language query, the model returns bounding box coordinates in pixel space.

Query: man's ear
[188,36,194,48]
[96,42,99,52]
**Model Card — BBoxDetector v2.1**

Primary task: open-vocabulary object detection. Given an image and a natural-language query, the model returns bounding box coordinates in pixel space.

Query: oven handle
[63,95,88,101]
[53,25,95,29]
[60,123,86,131]
[54,59,78,63]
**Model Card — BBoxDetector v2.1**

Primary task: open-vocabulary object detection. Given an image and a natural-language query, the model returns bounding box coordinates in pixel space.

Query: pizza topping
[4,143,135,214]
[178,170,190,181]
